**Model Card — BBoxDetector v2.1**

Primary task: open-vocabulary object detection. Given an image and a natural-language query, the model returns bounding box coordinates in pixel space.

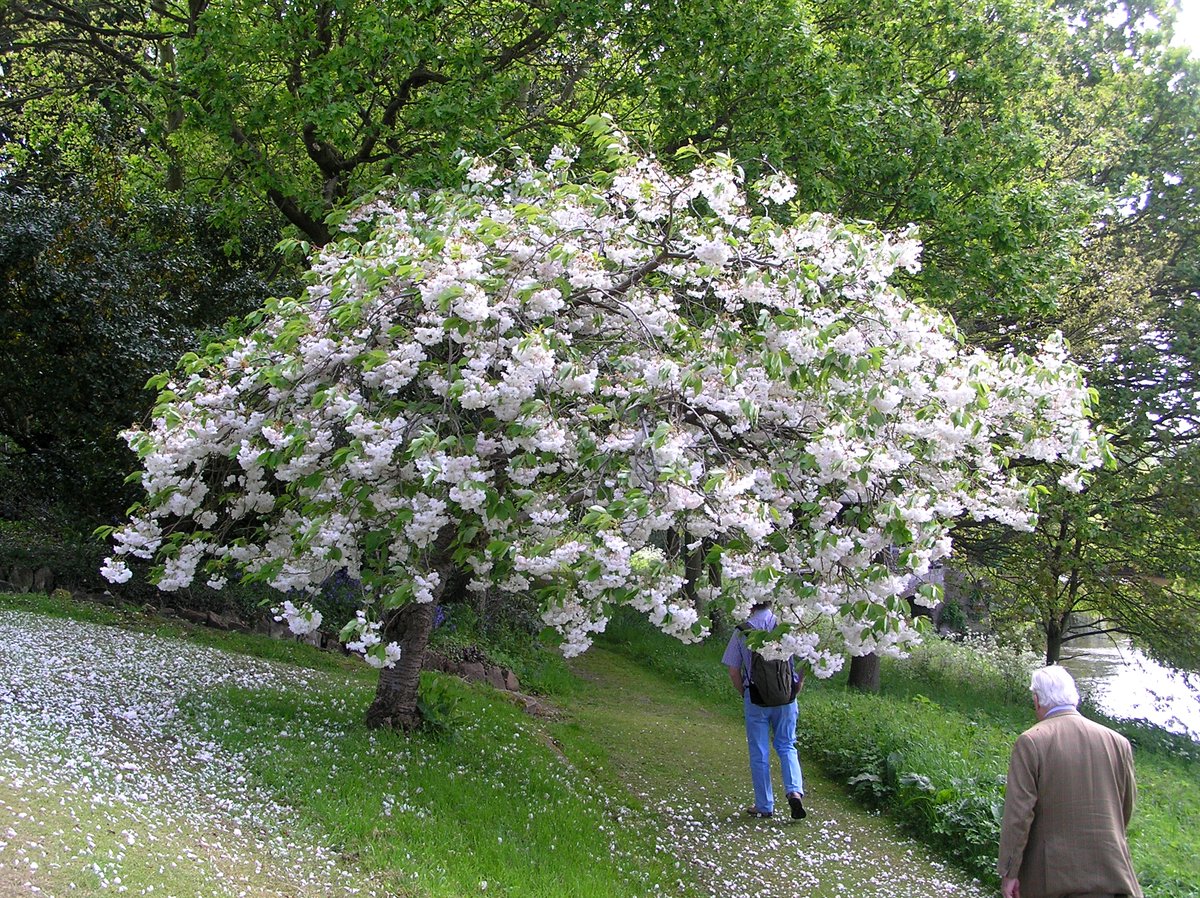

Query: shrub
[938,599,966,632]
[895,632,1041,706]
[799,689,1010,882]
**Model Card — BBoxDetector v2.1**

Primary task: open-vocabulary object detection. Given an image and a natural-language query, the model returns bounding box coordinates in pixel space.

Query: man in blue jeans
[722,601,806,819]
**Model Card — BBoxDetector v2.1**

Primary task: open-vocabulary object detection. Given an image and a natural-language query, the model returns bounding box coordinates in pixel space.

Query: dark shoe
[744,806,773,818]
[787,792,806,820]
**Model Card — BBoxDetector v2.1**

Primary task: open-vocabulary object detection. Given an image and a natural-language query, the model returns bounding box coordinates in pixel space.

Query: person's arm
[1120,738,1137,827]
[997,736,1038,893]
[727,665,744,697]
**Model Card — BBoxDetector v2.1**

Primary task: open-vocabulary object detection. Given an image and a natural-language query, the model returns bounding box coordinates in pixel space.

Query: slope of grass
[0,588,365,675]
[5,591,1195,897]
[876,638,1200,897]
[183,672,690,898]
[0,593,694,897]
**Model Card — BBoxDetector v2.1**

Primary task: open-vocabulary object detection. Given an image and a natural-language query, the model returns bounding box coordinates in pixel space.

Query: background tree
[2,0,652,242]
[0,158,296,516]
[957,0,1200,668]
[7,0,1200,680]
[628,0,1093,330]
[5,0,1097,299]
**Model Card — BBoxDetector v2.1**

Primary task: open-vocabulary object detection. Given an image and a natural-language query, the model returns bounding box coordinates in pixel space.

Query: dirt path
[568,648,993,898]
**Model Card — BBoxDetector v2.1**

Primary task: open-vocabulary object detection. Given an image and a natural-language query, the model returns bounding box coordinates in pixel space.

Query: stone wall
[0,563,54,594]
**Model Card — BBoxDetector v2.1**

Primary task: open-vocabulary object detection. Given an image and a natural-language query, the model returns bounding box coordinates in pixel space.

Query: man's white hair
[1030,665,1080,708]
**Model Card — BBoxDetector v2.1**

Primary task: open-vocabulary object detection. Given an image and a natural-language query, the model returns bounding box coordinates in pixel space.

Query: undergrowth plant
[797,690,1010,879]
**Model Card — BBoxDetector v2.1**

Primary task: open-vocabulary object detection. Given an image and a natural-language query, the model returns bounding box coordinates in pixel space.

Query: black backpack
[737,623,796,707]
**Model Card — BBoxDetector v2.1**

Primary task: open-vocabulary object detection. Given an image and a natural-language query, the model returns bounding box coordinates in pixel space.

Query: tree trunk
[683,533,703,607]
[365,598,438,731]
[1045,615,1064,665]
[847,653,881,693]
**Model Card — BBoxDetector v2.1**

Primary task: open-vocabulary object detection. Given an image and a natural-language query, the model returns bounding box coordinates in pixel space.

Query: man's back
[998,710,1142,898]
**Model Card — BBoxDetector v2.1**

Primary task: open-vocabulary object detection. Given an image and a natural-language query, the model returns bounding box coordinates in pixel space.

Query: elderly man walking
[998,664,1142,898]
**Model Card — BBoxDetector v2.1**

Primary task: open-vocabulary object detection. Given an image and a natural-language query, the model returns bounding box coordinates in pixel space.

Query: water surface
[1060,635,1200,741]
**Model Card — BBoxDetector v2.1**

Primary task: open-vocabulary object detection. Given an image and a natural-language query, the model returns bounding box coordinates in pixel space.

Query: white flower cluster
[272,600,323,636]
[342,611,404,668]
[103,129,1102,669]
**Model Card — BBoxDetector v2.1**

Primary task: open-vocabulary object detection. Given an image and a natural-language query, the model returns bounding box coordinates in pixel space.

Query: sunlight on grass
[0,760,337,897]
[183,673,693,898]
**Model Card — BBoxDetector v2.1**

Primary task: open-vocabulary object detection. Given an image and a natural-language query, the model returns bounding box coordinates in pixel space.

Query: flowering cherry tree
[102,127,1101,729]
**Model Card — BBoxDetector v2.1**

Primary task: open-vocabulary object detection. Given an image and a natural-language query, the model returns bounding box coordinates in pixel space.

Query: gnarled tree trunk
[365,549,457,730]
[365,598,439,730]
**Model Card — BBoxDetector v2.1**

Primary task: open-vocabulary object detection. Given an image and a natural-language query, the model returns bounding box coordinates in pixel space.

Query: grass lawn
[2,592,989,898]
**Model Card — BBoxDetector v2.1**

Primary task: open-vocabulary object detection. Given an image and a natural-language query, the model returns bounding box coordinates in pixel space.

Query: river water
[1058,635,1200,741]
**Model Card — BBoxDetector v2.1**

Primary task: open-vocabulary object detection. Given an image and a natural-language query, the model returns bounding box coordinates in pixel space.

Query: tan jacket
[998,709,1142,898]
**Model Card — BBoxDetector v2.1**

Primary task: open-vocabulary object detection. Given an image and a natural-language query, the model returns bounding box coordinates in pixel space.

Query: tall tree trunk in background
[1044,614,1065,666]
[704,539,731,639]
[847,653,881,693]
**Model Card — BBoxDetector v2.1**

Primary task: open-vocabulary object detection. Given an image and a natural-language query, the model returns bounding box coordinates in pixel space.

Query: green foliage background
[3,0,1200,673]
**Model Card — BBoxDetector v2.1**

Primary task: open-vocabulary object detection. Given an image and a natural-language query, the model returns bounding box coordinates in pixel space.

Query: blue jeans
[743,693,803,813]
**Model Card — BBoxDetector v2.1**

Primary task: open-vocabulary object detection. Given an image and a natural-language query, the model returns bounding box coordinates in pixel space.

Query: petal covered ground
[1,608,996,898]
[0,610,373,897]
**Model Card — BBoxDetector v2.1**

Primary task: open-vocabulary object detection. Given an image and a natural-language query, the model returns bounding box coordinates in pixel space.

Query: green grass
[0,588,131,625]
[598,606,733,706]
[181,671,689,898]
[0,589,370,676]
[6,592,1197,897]
[0,770,312,898]
[1131,754,1200,897]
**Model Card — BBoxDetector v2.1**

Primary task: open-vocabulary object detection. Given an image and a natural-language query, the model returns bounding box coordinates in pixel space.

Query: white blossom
[272,601,322,636]
[103,131,1103,671]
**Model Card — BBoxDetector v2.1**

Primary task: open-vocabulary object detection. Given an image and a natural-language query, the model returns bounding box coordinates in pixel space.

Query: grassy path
[566,648,991,898]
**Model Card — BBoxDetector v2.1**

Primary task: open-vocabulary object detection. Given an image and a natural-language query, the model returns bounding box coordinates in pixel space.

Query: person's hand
[1001,876,1020,898]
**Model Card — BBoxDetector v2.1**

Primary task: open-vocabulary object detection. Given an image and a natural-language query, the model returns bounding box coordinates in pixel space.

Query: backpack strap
[734,621,752,684]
